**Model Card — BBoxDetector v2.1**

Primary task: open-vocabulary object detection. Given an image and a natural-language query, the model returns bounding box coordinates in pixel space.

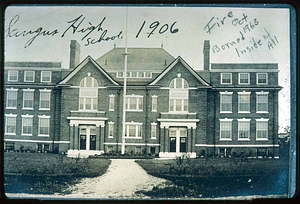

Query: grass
[135,157,289,198]
[4,152,111,195]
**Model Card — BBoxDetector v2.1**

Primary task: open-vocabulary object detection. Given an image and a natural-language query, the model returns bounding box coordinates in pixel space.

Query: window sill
[220,138,232,141]
[108,136,114,139]
[238,138,250,141]
[151,137,157,140]
[151,110,157,112]
[5,133,16,136]
[256,138,268,141]
[126,110,143,112]
[108,109,115,111]
[6,107,17,109]
[38,135,49,137]
[39,108,50,111]
[220,111,232,114]
[41,81,52,83]
[21,134,33,136]
[23,108,34,110]
[257,83,268,85]
[125,137,142,139]
[256,111,269,113]
[24,81,34,83]
[238,83,250,85]
[238,111,250,114]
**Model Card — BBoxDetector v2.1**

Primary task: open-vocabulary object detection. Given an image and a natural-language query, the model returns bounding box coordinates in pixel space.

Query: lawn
[135,157,289,198]
[4,152,111,194]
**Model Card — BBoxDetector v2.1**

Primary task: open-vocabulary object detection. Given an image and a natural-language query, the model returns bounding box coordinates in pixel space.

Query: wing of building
[4,40,282,158]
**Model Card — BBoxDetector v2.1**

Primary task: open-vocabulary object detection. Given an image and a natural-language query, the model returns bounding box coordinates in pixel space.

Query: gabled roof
[149,56,210,86]
[96,47,175,72]
[59,56,120,86]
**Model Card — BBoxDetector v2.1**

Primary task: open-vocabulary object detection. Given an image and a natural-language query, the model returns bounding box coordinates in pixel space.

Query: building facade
[3,40,281,158]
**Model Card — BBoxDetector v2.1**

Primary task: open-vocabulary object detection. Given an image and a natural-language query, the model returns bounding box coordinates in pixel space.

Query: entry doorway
[169,127,187,153]
[79,126,97,150]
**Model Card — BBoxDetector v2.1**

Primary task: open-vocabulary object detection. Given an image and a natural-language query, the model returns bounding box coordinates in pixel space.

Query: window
[8,70,18,82]
[22,116,33,135]
[219,148,232,157]
[109,95,115,111]
[23,89,34,109]
[169,77,189,112]
[5,143,15,151]
[37,144,50,153]
[5,115,16,135]
[256,119,268,140]
[79,77,98,111]
[152,96,157,112]
[6,89,18,109]
[257,73,268,84]
[125,123,142,138]
[126,96,143,111]
[108,122,114,138]
[221,73,232,84]
[239,73,250,84]
[238,120,251,140]
[220,92,232,113]
[117,72,124,78]
[39,116,50,136]
[256,92,268,112]
[145,72,151,78]
[39,90,51,110]
[131,72,137,77]
[24,71,35,82]
[220,119,232,140]
[41,71,51,82]
[257,148,268,158]
[151,123,157,139]
[238,92,250,113]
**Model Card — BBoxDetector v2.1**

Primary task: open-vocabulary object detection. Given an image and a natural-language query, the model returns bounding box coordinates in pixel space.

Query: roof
[5,61,62,68]
[96,47,175,72]
[149,56,210,87]
[59,55,119,86]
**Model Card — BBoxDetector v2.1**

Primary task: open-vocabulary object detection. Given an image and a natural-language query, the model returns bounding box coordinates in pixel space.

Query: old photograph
[3,4,294,200]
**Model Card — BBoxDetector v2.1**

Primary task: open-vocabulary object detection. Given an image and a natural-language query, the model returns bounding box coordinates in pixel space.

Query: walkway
[61,159,169,198]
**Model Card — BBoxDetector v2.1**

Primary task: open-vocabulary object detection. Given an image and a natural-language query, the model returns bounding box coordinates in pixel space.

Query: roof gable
[59,56,119,86]
[149,56,210,86]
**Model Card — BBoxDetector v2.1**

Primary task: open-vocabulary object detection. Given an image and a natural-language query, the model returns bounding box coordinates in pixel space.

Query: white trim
[158,119,199,122]
[108,121,115,125]
[38,115,51,118]
[237,138,251,141]
[103,142,160,146]
[24,71,35,82]
[67,116,108,120]
[149,56,209,86]
[220,73,232,84]
[237,91,251,95]
[21,114,34,118]
[256,73,268,85]
[255,118,269,121]
[238,73,250,85]
[195,144,279,147]
[256,91,269,95]
[220,111,233,114]
[219,138,232,141]
[59,56,119,86]
[219,118,233,121]
[237,118,251,121]
[71,110,106,114]
[5,113,17,117]
[220,91,233,95]
[4,139,70,144]
[41,71,52,82]
[160,112,197,115]
[256,138,269,141]
[109,95,115,111]
[210,69,278,73]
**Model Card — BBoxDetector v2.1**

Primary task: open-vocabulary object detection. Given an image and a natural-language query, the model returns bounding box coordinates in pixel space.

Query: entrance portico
[67,116,107,158]
[158,118,199,158]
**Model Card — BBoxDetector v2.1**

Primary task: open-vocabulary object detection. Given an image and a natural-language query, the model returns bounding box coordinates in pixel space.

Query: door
[169,127,187,153]
[79,126,96,150]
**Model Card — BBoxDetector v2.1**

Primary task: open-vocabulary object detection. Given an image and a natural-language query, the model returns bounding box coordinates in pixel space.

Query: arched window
[169,77,189,112]
[79,77,98,110]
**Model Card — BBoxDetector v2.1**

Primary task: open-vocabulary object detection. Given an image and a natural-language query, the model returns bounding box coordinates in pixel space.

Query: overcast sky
[4,5,291,132]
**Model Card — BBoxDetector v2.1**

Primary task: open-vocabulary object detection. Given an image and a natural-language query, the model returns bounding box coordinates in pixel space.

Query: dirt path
[59,159,170,199]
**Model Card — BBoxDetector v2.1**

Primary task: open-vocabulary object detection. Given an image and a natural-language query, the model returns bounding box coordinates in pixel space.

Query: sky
[4,5,291,132]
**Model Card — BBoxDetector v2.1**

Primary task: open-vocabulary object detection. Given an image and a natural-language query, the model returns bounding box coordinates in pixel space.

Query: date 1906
[136,21,179,38]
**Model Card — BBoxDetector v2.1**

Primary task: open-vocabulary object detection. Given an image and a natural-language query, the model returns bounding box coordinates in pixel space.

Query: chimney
[69,40,81,69]
[203,40,210,71]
